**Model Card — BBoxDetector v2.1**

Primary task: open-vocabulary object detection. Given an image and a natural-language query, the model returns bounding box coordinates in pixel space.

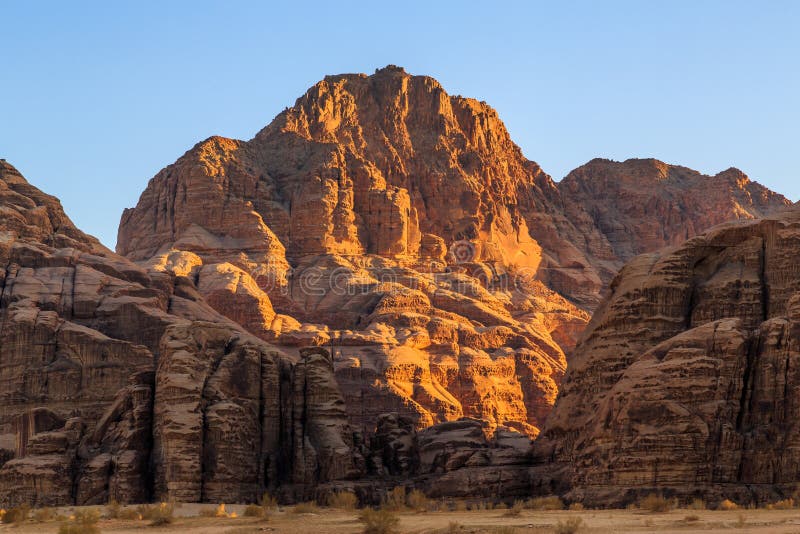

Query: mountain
[0,161,365,506]
[116,65,593,439]
[533,207,800,507]
[557,158,790,286]
[1,66,794,508]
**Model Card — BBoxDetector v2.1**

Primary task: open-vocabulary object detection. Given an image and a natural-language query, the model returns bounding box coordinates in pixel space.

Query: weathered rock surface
[533,208,800,507]
[116,66,593,438]
[558,158,791,288]
[0,162,363,506]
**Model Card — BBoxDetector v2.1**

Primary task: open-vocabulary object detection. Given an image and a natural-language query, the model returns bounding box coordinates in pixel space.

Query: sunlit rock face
[116,66,595,439]
[533,209,800,507]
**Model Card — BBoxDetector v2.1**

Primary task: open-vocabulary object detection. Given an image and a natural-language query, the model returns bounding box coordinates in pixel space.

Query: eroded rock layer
[533,209,800,506]
[116,66,595,438]
[0,162,368,506]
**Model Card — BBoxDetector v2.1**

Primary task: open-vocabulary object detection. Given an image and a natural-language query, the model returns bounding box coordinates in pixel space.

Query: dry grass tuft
[292,502,319,514]
[526,496,564,510]
[639,493,674,513]
[554,517,584,534]
[58,509,101,534]
[359,508,400,534]
[504,500,524,517]
[327,491,359,510]
[719,499,740,511]
[382,487,407,511]
[2,504,30,524]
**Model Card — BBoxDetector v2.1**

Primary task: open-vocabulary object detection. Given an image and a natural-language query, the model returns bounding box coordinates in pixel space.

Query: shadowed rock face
[533,209,800,507]
[0,161,366,506]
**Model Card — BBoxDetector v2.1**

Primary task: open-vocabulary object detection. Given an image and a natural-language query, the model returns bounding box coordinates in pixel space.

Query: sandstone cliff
[116,66,593,438]
[0,161,365,506]
[533,206,800,506]
[558,158,790,288]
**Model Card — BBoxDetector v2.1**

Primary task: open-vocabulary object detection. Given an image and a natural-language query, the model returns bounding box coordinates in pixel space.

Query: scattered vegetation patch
[504,500,524,517]
[639,493,674,513]
[554,517,584,534]
[32,506,57,522]
[382,487,407,511]
[526,496,564,510]
[58,509,100,534]
[359,508,400,534]
[684,514,700,523]
[2,504,31,524]
[142,502,175,527]
[718,499,740,511]
[291,502,319,514]
[686,498,706,510]
[200,503,236,518]
[407,489,430,512]
[445,521,462,533]
[260,492,278,510]
[243,504,268,518]
[568,503,585,511]
[766,498,796,510]
[327,491,359,510]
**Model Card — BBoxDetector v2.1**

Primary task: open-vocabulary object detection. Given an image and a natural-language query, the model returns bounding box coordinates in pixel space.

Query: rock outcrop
[0,161,363,506]
[533,207,800,507]
[116,66,593,438]
[558,158,791,288]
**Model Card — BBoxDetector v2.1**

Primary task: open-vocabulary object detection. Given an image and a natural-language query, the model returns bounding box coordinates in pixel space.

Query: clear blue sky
[3,1,799,248]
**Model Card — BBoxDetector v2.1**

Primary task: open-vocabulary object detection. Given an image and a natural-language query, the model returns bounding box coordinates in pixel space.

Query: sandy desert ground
[4,503,800,534]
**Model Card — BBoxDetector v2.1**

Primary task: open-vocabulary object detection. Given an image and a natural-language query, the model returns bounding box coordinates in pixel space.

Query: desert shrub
[58,509,100,534]
[260,492,278,510]
[446,521,462,533]
[32,507,57,522]
[504,500,524,517]
[2,504,31,523]
[244,504,267,518]
[684,514,700,523]
[454,500,468,512]
[148,502,174,526]
[105,499,121,519]
[200,503,234,518]
[568,503,584,511]
[407,489,429,512]
[526,496,564,510]
[359,508,400,534]
[766,498,795,510]
[639,493,674,513]
[687,498,706,510]
[554,517,584,534]
[118,508,141,520]
[382,487,406,511]
[719,499,740,511]
[292,502,318,514]
[328,491,359,510]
